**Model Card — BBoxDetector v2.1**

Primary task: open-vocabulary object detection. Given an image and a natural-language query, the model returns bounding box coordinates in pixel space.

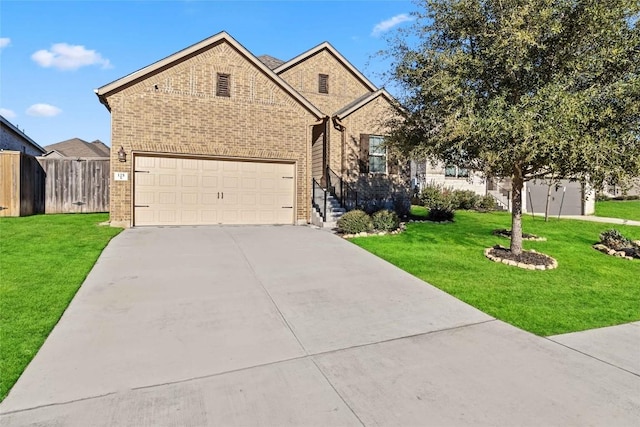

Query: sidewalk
[548,322,640,376]
[557,215,640,226]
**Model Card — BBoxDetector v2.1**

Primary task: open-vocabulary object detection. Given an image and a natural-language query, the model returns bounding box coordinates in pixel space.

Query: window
[445,165,469,178]
[216,73,230,97]
[369,135,386,174]
[318,74,329,94]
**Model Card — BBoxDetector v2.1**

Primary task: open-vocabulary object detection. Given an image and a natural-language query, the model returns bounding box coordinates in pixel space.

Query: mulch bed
[485,245,558,270]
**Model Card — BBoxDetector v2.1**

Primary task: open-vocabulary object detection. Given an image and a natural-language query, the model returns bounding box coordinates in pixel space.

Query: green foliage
[427,205,455,222]
[0,214,122,401]
[384,0,640,253]
[351,211,640,336]
[451,190,480,210]
[477,194,497,211]
[372,209,401,231]
[419,183,453,209]
[599,229,631,250]
[337,210,373,234]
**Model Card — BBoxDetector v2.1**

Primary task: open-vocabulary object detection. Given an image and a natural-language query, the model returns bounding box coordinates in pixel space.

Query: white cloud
[0,38,10,49]
[31,43,111,70]
[371,13,415,37]
[26,104,62,117]
[0,108,17,119]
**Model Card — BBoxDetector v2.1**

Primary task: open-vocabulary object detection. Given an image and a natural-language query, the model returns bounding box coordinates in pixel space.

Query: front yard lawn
[595,200,640,221]
[0,214,122,401]
[352,210,640,336]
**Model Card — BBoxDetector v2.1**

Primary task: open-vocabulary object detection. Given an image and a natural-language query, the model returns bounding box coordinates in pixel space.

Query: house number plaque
[114,172,129,181]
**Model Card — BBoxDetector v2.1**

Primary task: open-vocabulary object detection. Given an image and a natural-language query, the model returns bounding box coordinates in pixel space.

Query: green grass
[352,210,640,336]
[595,200,640,221]
[410,205,429,217]
[0,214,122,401]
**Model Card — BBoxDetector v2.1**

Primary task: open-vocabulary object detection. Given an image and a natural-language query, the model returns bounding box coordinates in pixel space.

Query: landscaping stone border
[484,246,558,270]
[341,223,407,238]
[592,243,638,261]
[341,219,454,238]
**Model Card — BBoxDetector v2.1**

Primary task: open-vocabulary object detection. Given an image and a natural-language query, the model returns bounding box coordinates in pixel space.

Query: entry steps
[312,193,346,229]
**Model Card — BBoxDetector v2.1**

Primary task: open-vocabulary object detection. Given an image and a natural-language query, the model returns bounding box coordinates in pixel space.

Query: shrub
[477,194,497,211]
[372,210,400,232]
[452,190,480,210]
[391,193,412,218]
[337,210,373,234]
[599,229,631,250]
[427,205,455,222]
[420,183,454,210]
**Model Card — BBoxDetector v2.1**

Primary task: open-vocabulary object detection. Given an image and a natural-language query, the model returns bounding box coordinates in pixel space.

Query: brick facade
[103,39,318,227]
[98,32,408,227]
[0,117,45,157]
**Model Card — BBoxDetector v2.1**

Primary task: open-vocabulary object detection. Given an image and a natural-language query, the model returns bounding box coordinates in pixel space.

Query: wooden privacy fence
[0,151,110,216]
[0,151,45,216]
[37,158,110,214]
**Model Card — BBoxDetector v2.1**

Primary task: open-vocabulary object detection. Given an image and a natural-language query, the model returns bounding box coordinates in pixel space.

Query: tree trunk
[545,183,552,222]
[510,169,524,255]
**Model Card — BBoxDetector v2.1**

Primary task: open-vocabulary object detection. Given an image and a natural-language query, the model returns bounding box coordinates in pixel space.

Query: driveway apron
[1,226,639,426]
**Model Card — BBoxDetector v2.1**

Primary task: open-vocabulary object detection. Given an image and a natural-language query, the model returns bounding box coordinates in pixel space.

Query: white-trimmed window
[369,135,386,174]
[445,165,469,178]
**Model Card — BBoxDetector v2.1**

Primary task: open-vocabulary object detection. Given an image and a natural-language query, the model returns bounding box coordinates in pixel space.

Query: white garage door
[134,156,295,226]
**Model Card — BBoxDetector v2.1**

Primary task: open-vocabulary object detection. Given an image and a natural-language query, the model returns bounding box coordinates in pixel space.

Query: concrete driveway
[1,226,639,426]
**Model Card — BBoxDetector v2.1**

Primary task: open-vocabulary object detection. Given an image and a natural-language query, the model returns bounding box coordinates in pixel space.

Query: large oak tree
[385,0,640,254]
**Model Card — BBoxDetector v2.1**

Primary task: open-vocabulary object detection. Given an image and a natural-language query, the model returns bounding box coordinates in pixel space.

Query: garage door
[134,156,295,226]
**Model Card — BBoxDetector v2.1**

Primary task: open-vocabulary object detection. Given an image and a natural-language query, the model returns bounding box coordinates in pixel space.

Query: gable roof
[333,89,396,120]
[274,42,378,93]
[95,32,324,120]
[257,55,285,70]
[0,115,46,154]
[44,138,110,158]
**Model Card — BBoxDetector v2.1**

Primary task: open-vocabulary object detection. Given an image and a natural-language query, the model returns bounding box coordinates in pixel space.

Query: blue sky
[0,0,416,148]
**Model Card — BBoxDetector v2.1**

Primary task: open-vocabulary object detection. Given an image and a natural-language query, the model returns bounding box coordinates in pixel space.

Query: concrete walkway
[548,322,640,376]
[558,215,640,226]
[1,226,639,426]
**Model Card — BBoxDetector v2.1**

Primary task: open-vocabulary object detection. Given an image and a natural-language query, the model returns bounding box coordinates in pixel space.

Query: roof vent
[319,74,329,94]
[216,73,231,97]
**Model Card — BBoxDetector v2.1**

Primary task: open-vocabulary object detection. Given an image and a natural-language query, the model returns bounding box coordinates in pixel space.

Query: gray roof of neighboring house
[0,115,47,154]
[257,55,285,70]
[44,138,110,158]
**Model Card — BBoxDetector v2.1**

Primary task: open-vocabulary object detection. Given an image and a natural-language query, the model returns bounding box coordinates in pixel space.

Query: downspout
[332,116,346,176]
[308,117,329,224]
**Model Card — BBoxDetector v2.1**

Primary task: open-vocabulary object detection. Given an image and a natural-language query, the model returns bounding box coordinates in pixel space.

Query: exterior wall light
[117,146,127,162]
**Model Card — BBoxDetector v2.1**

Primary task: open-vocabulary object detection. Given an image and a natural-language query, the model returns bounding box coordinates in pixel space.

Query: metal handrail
[312,178,327,221]
[325,166,358,211]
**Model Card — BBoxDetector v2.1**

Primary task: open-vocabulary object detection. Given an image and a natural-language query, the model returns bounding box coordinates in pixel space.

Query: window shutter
[216,73,230,97]
[388,151,399,175]
[359,134,369,173]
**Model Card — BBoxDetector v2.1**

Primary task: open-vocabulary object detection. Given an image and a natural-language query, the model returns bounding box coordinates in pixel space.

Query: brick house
[96,31,405,227]
[1,115,46,157]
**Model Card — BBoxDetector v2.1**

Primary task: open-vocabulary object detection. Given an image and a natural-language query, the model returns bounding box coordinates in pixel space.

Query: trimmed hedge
[372,210,400,232]
[337,210,373,234]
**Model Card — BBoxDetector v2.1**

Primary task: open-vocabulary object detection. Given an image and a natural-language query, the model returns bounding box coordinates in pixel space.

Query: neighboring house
[95,31,405,228]
[0,115,46,156]
[43,138,110,159]
[411,159,596,215]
